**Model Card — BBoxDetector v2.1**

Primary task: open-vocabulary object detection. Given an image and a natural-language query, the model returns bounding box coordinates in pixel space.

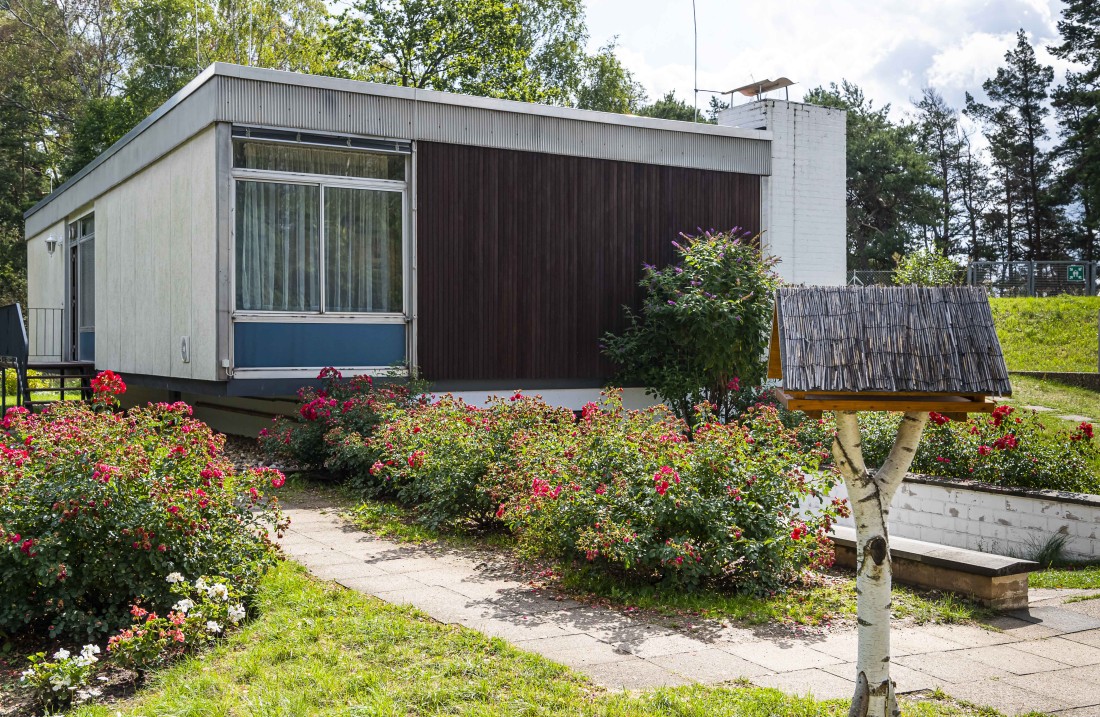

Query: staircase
[1,303,95,413]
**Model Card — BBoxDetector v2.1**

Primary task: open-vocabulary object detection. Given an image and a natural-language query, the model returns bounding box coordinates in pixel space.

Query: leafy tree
[603,231,780,426]
[893,249,964,286]
[1050,0,1100,261]
[636,91,700,122]
[966,30,1061,260]
[574,40,646,113]
[804,81,936,270]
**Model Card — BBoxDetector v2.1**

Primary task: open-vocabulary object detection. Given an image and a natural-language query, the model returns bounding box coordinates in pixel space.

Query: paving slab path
[278,506,1100,717]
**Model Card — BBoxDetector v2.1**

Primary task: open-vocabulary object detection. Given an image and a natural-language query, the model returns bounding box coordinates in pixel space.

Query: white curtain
[324,188,403,313]
[235,181,320,311]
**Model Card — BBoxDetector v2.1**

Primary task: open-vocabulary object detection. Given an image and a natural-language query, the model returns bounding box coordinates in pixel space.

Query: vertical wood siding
[416,142,761,383]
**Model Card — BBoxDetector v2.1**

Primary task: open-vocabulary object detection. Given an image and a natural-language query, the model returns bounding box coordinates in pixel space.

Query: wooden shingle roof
[770,285,1011,397]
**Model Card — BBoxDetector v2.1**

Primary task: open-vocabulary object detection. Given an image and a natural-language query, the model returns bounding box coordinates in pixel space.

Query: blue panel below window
[233,322,406,368]
[78,331,95,362]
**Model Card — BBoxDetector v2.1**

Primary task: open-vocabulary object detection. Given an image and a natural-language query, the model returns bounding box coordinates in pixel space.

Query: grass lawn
[990,295,1100,373]
[69,562,1017,717]
[1002,375,1100,421]
[1030,564,1100,590]
[346,498,992,628]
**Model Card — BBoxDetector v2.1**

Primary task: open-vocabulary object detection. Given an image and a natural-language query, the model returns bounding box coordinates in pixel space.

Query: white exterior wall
[718,100,846,286]
[94,126,219,380]
[26,221,68,359]
[819,479,1100,561]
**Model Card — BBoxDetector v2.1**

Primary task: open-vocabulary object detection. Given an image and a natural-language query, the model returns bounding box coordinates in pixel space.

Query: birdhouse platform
[768,286,1011,419]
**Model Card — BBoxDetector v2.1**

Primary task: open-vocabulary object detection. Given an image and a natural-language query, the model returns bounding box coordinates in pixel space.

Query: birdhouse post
[769,286,1011,717]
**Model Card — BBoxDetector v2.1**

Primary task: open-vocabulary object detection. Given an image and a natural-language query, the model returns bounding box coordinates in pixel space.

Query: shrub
[786,407,1099,493]
[19,643,101,711]
[359,394,575,528]
[893,249,964,286]
[3,367,48,396]
[107,572,249,673]
[603,230,781,425]
[498,394,842,590]
[258,368,425,471]
[0,375,286,640]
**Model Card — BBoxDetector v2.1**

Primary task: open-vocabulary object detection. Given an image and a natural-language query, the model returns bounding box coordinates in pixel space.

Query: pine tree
[1050,0,1100,261]
[965,30,1060,260]
[914,89,967,257]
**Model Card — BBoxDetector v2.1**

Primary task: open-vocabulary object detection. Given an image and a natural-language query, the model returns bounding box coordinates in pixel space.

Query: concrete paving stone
[513,633,634,668]
[371,585,501,624]
[1065,629,1100,649]
[803,630,858,660]
[1023,405,1055,413]
[1012,636,1100,666]
[463,616,584,642]
[484,590,587,616]
[337,572,428,595]
[1051,707,1100,717]
[955,644,1073,675]
[917,623,1019,648]
[982,615,1064,640]
[752,668,856,701]
[943,677,1072,716]
[820,661,941,694]
[896,650,1013,683]
[297,549,368,568]
[611,630,708,659]
[1010,606,1100,635]
[583,658,693,690]
[1064,598,1100,621]
[309,560,389,582]
[370,556,463,574]
[1003,667,1100,709]
[722,639,843,673]
[1056,414,1094,422]
[404,568,526,601]
[648,647,775,682]
[890,626,968,656]
[278,538,334,557]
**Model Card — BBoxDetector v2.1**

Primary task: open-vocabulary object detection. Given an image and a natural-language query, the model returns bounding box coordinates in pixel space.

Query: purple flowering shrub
[602,229,781,426]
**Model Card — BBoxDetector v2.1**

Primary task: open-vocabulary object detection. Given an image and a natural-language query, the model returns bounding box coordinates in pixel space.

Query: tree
[574,39,646,113]
[833,410,929,717]
[893,249,964,286]
[603,231,780,426]
[328,0,564,102]
[804,81,937,270]
[966,30,1060,260]
[913,89,967,257]
[636,91,699,121]
[1050,1,1100,261]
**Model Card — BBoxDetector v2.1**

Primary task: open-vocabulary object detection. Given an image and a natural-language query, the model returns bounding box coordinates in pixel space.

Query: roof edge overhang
[25,63,773,233]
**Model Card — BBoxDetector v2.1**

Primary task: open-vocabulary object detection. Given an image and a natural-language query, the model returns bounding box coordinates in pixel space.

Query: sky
[583,0,1075,120]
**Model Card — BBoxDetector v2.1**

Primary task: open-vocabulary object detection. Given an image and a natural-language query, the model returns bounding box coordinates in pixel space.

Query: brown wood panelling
[416,142,761,383]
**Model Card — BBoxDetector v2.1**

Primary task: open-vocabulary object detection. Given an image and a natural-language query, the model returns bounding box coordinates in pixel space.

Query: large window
[233,137,407,315]
[69,213,95,361]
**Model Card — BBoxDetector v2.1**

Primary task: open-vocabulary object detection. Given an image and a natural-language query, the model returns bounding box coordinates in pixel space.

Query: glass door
[69,214,95,362]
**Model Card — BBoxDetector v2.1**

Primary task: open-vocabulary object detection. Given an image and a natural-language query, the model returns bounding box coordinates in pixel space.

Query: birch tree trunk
[832,410,929,717]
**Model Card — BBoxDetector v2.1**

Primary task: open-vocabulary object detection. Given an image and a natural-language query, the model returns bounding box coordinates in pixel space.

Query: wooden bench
[830,525,1040,610]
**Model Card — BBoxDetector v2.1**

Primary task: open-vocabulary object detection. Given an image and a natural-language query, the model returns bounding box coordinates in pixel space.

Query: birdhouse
[768,286,1011,420]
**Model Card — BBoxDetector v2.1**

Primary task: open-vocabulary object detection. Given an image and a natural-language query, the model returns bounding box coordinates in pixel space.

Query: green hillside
[990,296,1100,372]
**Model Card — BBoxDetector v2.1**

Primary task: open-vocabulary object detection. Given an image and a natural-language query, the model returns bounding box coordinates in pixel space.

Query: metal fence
[848,261,1100,297]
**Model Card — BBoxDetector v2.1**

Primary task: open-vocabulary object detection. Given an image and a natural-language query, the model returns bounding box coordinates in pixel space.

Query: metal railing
[1,303,30,410]
[848,261,1100,297]
[967,261,1099,297]
[27,307,64,361]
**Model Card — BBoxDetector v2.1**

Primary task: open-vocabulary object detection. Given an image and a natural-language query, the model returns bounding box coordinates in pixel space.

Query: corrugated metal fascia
[217,76,771,175]
[25,80,221,236]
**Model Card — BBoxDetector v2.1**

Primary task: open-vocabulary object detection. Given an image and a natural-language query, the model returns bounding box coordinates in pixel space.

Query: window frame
[230,146,410,322]
[67,210,95,362]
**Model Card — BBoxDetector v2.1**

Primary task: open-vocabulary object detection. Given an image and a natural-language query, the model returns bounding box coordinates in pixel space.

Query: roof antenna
[692,0,698,122]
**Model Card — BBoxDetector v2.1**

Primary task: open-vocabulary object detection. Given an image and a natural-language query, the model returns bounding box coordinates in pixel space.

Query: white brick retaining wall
[819,476,1100,561]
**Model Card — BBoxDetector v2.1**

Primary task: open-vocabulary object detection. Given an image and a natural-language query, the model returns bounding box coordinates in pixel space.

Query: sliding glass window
[232,138,407,315]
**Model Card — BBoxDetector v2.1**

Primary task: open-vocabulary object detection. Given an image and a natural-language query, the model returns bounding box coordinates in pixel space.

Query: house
[23,63,846,433]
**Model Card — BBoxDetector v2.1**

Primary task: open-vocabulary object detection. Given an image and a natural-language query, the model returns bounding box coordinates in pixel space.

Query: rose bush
[358,391,841,590]
[258,367,425,471]
[0,373,286,640]
[787,406,1099,493]
[356,394,575,528]
[497,395,841,590]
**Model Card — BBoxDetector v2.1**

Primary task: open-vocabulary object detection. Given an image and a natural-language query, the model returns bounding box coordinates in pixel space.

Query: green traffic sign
[1068,264,1085,282]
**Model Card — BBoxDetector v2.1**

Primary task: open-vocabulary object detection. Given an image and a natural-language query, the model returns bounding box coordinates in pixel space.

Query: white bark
[832,410,929,717]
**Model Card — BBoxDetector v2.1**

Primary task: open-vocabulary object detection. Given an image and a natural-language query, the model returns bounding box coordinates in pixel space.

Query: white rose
[165,572,185,584]
[228,604,246,624]
[205,621,222,634]
[207,583,229,601]
[52,648,71,661]
[173,598,195,614]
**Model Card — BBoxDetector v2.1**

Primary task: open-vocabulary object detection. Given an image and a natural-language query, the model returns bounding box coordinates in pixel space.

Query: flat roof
[26,63,772,232]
